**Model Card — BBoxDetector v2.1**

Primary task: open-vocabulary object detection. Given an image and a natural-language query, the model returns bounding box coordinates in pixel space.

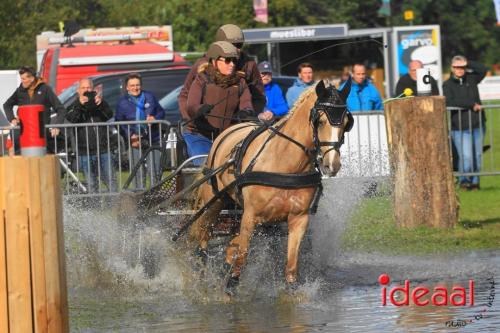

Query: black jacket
[66,98,114,154]
[443,61,487,130]
[3,80,65,126]
[395,73,439,97]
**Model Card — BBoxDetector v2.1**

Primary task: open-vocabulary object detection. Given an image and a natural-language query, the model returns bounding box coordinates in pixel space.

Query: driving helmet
[215,24,245,44]
[206,41,239,60]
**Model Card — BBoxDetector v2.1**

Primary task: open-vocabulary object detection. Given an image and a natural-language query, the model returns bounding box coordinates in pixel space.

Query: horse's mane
[274,84,317,127]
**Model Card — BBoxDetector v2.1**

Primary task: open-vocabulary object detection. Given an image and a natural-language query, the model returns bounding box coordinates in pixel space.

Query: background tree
[0,0,498,70]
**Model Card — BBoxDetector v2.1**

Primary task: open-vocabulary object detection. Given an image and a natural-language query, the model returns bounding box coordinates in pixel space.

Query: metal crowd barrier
[446,104,499,177]
[0,120,177,197]
[339,111,389,178]
[342,105,500,180]
[0,115,392,197]
[0,106,496,197]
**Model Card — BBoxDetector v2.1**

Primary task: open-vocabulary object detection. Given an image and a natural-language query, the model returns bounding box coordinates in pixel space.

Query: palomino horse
[188,79,352,294]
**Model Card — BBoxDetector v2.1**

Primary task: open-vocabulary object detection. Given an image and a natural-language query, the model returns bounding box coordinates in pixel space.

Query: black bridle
[309,87,353,166]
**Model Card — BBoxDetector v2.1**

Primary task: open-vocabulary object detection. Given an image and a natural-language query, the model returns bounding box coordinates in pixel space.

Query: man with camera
[66,78,115,193]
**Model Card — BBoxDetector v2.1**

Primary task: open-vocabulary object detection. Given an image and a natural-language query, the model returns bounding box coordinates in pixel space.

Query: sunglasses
[233,43,243,49]
[217,57,237,64]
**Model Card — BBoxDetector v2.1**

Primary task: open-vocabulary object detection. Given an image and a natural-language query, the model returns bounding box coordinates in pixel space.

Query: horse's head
[310,79,353,177]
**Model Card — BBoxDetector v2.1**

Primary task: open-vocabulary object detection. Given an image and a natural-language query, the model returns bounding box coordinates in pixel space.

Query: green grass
[342,102,500,255]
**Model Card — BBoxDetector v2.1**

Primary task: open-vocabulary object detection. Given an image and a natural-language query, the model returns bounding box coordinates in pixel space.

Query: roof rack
[48,33,149,46]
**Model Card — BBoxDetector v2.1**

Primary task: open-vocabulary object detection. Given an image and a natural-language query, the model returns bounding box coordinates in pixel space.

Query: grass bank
[341,178,500,255]
[342,102,500,255]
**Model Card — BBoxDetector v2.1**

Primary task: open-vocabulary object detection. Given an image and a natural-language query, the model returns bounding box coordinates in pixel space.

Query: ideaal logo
[445,276,495,328]
[378,274,496,328]
[378,274,474,306]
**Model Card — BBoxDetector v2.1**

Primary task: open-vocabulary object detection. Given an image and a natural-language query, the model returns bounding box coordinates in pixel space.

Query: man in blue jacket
[116,73,165,189]
[345,63,383,112]
[286,62,315,108]
[256,61,289,121]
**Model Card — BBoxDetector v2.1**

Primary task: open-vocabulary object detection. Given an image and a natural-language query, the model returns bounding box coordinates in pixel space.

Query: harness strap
[154,160,233,212]
[236,171,321,189]
[171,179,237,241]
[266,125,313,155]
[172,169,323,241]
[309,183,323,215]
[208,123,260,199]
[209,123,258,168]
[318,140,343,156]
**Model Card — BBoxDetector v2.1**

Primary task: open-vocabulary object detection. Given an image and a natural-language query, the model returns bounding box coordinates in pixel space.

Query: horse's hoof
[224,276,240,296]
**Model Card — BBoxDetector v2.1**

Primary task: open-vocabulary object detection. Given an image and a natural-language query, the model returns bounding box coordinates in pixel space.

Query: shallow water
[65,179,500,332]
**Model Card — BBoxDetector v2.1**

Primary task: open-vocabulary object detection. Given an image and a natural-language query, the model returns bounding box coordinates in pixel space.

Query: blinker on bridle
[310,87,353,164]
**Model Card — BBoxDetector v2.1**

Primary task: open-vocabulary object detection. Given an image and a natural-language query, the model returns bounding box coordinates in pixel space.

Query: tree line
[0,0,498,70]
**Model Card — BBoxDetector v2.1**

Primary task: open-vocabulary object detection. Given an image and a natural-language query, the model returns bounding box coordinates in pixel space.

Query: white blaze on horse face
[316,113,343,177]
[320,123,342,177]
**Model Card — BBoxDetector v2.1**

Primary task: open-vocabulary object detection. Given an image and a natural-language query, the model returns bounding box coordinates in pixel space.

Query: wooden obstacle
[0,155,68,333]
[385,96,458,228]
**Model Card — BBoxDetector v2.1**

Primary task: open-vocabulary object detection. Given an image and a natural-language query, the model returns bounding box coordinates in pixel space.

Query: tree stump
[385,96,458,228]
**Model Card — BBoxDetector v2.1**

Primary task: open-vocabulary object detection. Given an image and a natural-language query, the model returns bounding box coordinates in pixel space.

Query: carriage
[119,80,353,296]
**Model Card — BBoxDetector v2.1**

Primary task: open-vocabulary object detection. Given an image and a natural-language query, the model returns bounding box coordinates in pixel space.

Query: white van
[478,76,500,101]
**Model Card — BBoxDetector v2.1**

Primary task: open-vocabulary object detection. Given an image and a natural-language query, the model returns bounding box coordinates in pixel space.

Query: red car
[39,42,188,95]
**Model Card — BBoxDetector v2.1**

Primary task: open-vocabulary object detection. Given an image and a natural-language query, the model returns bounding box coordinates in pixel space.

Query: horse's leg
[223,211,257,295]
[285,213,309,285]
[188,183,223,264]
[196,200,224,264]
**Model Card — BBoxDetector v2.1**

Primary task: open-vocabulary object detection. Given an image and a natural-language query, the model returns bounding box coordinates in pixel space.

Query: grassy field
[342,103,500,255]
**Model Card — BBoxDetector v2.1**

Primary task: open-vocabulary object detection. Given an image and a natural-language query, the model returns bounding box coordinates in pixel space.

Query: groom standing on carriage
[184,41,254,164]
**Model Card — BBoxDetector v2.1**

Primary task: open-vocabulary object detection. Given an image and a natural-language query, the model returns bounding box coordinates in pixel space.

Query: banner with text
[253,0,268,24]
[392,25,442,92]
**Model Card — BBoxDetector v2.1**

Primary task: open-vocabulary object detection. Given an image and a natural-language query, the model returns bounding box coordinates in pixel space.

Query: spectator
[344,63,383,112]
[115,73,165,189]
[339,65,352,86]
[395,60,439,96]
[178,24,265,120]
[256,61,289,121]
[66,78,116,193]
[443,55,487,190]
[184,41,253,165]
[286,62,315,108]
[3,66,65,152]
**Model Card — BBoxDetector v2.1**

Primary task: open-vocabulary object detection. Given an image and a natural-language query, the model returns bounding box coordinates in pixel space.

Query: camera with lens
[83,90,97,100]
[83,90,97,109]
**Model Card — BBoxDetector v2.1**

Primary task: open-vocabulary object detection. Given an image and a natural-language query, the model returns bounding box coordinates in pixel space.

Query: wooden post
[0,155,69,333]
[385,96,458,228]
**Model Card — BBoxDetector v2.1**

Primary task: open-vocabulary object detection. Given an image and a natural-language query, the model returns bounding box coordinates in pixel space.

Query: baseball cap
[258,61,272,73]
